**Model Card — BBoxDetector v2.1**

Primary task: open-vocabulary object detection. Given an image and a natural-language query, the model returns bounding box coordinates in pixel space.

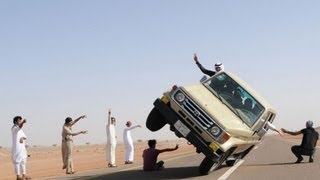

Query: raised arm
[72,130,87,136]
[19,119,27,128]
[281,128,302,136]
[193,53,215,76]
[158,144,179,154]
[194,53,200,64]
[107,109,111,125]
[71,115,86,127]
[128,125,142,130]
[64,126,88,136]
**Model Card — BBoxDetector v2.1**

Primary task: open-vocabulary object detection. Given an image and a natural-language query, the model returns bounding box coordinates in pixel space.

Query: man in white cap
[106,109,117,167]
[123,121,141,164]
[194,53,224,76]
[281,120,319,163]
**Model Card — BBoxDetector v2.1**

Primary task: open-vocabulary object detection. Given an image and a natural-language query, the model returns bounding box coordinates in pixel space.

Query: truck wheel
[199,157,215,175]
[226,145,254,167]
[146,108,167,131]
[225,156,241,166]
[199,149,232,175]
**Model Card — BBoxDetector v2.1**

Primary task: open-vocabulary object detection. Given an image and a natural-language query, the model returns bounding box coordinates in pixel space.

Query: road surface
[41,136,320,180]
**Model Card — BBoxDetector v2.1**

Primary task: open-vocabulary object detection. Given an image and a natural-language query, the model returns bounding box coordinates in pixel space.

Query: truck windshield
[202,72,265,127]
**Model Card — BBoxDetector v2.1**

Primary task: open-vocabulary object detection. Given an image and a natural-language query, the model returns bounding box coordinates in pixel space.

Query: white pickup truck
[146,71,277,175]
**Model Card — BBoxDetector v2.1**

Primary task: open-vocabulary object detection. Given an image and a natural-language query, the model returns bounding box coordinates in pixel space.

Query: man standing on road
[106,109,117,167]
[11,116,31,180]
[142,139,179,171]
[123,121,141,164]
[61,115,88,174]
[281,120,319,163]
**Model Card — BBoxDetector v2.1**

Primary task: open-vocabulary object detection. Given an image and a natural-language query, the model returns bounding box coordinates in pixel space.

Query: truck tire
[199,148,234,175]
[225,156,241,167]
[146,108,167,132]
[199,149,232,175]
[199,157,215,175]
[226,145,254,167]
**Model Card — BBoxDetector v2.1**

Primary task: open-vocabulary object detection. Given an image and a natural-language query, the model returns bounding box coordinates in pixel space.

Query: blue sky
[1,1,320,147]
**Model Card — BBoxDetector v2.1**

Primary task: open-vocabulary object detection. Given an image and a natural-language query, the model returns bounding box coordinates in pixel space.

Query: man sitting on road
[281,120,319,163]
[142,139,179,171]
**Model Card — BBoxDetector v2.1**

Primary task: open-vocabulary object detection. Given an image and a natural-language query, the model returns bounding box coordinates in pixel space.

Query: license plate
[174,120,190,137]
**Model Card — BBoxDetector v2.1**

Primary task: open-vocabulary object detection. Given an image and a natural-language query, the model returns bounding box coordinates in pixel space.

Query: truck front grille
[181,98,214,129]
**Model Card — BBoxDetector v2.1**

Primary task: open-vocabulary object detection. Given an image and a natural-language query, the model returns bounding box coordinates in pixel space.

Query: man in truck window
[281,120,319,163]
[193,53,224,76]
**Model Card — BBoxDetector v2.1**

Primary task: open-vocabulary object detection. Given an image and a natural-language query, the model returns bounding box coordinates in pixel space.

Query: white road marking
[217,144,261,180]
[217,159,244,180]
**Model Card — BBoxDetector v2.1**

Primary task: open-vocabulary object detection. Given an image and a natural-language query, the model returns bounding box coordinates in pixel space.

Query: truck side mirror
[200,75,208,82]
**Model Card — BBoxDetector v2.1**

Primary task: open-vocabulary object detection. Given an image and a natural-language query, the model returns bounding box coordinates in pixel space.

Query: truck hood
[181,84,253,137]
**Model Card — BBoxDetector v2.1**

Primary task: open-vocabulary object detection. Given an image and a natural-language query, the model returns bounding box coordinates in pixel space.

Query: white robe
[11,125,27,163]
[123,125,140,161]
[106,123,116,164]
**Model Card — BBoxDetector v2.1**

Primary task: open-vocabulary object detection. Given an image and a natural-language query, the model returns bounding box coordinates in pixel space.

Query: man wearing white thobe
[123,121,141,164]
[106,109,117,167]
[11,116,29,180]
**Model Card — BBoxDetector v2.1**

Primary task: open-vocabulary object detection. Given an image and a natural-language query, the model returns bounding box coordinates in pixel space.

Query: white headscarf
[215,62,224,72]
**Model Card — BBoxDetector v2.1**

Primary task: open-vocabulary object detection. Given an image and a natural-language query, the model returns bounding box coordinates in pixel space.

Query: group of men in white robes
[106,109,141,167]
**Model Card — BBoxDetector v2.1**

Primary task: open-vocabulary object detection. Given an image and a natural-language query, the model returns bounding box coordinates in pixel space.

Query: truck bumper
[153,98,221,160]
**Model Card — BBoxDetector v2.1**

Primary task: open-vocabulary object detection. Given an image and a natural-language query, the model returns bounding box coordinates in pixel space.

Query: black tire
[146,108,167,132]
[225,156,241,166]
[199,157,215,175]
[199,149,232,175]
[226,145,254,167]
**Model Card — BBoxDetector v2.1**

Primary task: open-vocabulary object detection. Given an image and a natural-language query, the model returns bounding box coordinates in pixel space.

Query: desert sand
[0,139,194,180]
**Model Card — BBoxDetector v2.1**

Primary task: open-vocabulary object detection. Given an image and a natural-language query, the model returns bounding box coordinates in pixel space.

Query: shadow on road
[75,166,202,180]
[244,162,303,167]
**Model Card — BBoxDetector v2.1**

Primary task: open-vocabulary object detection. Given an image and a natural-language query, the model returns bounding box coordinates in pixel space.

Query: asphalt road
[43,136,320,180]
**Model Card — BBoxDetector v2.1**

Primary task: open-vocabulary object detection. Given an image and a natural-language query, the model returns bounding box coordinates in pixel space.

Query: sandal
[125,161,133,164]
[108,163,117,167]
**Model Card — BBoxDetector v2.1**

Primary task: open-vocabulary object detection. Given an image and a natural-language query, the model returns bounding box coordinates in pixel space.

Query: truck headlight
[175,92,185,103]
[210,126,221,136]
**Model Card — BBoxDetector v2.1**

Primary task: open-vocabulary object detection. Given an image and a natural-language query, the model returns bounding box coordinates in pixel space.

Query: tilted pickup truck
[146,71,277,175]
